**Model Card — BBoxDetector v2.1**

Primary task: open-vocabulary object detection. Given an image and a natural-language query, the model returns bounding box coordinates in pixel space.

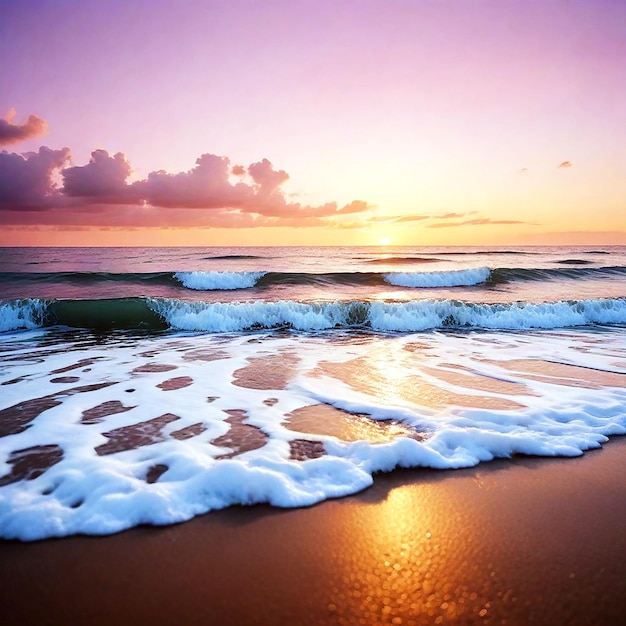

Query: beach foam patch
[1,328,625,540]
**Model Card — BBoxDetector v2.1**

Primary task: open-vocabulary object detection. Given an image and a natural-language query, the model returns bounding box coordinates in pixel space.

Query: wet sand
[1,438,625,625]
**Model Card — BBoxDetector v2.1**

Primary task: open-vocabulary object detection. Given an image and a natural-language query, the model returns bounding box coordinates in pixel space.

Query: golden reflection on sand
[232,353,300,390]
[492,359,626,389]
[283,404,425,443]
[314,356,525,411]
[429,363,538,396]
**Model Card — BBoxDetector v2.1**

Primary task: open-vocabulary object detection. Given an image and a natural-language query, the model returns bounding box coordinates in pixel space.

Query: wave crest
[174,271,266,290]
[151,297,626,333]
[0,299,47,331]
[3,297,626,334]
[150,299,370,332]
[383,267,491,288]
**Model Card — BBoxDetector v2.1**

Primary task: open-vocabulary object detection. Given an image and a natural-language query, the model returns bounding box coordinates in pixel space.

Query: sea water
[1,246,625,540]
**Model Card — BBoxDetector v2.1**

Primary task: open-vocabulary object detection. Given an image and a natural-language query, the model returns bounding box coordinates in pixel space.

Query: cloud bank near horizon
[0,111,536,233]
[0,120,371,229]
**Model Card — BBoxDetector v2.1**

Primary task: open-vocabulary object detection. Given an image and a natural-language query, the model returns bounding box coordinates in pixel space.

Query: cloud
[131,153,369,221]
[248,158,289,195]
[0,146,371,228]
[0,110,48,146]
[437,212,467,219]
[558,161,573,168]
[0,146,71,210]
[62,150,139,203]
[428,217,529,229]
[131,153,257,210]
[366,213,429,223]
[394,214,430,223]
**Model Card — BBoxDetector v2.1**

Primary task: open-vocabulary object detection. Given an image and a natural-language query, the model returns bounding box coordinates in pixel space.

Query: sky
[1,0,625,247]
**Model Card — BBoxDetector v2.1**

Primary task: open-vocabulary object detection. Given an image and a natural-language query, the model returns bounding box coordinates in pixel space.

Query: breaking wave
[3,296,626,333]
[174,271,266,290]
[383,267,490,288]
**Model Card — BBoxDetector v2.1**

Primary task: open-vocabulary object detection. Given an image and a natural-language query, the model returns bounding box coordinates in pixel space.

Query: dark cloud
[0,110,48,146]
[0,146,71,210]
[558,161,573,168]
[62,150,139,203]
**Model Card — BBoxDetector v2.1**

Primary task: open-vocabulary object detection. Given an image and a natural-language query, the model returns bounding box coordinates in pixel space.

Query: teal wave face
[48,299,169,331]
[0,298,167,332]
[3,296,626,334]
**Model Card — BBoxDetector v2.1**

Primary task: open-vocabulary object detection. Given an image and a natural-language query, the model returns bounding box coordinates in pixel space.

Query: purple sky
[1,0,625,245]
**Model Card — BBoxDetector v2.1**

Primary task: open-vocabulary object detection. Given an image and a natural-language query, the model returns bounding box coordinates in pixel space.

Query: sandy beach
[2,436,624,625]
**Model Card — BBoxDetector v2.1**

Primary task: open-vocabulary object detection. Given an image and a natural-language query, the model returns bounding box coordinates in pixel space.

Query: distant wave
[556,259,594,265]
[425,250,536,255]
[0,271,176,286]
[3,296,626,333]
[178,268,491,289]
[3,265,626,292]
[203,254,267,260]
[174,271,266,290]
[383,267,491,288]
[365,257,441,264]
[489,266,626,284]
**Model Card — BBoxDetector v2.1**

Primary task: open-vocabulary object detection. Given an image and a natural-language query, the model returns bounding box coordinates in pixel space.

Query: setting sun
[378,237,391,246]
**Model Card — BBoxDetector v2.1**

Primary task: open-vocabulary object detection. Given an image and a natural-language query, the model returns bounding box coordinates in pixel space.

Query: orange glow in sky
[1,1,625,246]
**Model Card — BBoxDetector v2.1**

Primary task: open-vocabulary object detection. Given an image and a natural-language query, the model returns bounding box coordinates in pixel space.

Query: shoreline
[2,437,625,625]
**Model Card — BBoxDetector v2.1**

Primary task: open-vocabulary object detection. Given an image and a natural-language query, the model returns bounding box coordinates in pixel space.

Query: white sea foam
[1,328,625,540]
[148,299,368,331]
[3,296,626,334]
[383,267,491,288]
[148,297,626,332]
[0,299,46,332]
[368,298,626,331]
[174,271,265,290]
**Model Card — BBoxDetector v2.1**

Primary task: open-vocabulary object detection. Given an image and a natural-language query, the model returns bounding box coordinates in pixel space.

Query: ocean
[1,245,625,541]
